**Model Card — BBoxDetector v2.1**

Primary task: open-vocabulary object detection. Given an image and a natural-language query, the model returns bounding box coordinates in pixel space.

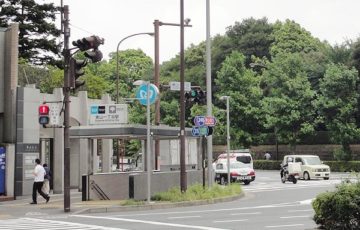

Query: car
[214,150,256,185]
[214,160,255,185]
[282,155,330,180]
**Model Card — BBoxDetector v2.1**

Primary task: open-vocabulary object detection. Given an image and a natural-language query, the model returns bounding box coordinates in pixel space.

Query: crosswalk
[242,178,342,193]
[0,217,125,230]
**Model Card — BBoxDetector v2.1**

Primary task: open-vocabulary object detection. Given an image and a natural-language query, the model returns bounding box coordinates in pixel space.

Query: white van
[214,149,255,185]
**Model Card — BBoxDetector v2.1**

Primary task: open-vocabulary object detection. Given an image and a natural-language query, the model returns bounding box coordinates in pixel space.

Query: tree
[215,51,263,147]
[226,17,274,65]
[270,19,325,57]
[316,63,360,160]
[0,0,61,65]
[261,53,316,151]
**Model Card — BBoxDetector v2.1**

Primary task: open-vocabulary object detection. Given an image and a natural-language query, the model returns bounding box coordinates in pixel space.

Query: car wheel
[324,177,329,180]
[292,177,297,184]
[244,180,250,185]
[304,172,310,180]
[220,176,225,185]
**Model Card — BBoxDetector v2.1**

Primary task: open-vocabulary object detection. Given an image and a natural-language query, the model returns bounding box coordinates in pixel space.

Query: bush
[254,160,282,170]
[151,183,241,202]
[312,181,360,229]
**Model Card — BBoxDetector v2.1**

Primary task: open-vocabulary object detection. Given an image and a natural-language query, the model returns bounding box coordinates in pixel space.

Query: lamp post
[115,32,153,170]
[220,96,231,184]
[134,80,152,203]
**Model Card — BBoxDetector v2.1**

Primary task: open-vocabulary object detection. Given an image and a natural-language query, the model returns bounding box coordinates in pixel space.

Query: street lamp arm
[116,32,154,103]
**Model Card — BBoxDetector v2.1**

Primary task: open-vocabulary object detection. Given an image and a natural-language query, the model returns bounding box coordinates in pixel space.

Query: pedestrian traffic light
[70,57,87,89]
[38,104,50,126]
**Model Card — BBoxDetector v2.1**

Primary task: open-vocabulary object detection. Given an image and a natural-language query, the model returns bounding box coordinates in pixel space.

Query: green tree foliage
[226,17,274,65]
[316,64,360,160]
[270,20,325,57]
[108,49,153,100]
[0,0,61,65]
[215,51,262,147]
[260,53,316,150]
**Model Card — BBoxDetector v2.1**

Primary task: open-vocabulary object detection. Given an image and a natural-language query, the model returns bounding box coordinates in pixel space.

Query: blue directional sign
[193,116,206,127]
[192,126,209,136]
[136,83,159,106]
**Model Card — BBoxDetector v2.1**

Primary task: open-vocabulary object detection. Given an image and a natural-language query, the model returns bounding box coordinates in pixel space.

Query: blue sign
[136,84,159,106]
[193,116,206,127]
[191,126,209,136]
[90,106,98,114]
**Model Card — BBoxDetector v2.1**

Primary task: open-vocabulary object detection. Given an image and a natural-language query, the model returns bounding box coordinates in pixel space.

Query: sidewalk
[0,189,243,219]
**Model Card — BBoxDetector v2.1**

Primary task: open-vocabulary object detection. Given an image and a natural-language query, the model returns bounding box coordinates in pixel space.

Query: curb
[75,192,245,214]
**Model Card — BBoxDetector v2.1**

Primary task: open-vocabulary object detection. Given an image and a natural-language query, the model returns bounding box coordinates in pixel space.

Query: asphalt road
[0,170,351,230]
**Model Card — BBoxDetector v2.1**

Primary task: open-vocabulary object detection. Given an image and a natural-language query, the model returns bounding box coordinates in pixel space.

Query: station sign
[89,104,128,125]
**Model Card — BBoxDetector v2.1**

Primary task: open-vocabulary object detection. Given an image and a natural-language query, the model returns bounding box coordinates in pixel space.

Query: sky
[57,0,360,63]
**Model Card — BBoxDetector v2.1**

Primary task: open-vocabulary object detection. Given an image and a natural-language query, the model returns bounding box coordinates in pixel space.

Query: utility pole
[153,19,191,171]
[179,0,187,192]
[62,5,71,212]
[154,20,160,171]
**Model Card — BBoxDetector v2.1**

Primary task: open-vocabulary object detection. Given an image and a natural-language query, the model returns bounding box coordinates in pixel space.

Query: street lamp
[115,32,153,170]
[133,80,152,203]
[116,32,154,103]
[220,96,231,185]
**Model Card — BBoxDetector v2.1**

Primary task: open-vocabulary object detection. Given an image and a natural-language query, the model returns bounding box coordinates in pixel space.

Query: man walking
[30,158,50,204]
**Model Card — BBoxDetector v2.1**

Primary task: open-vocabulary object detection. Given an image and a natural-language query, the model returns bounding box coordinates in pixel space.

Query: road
[0,170,349,230]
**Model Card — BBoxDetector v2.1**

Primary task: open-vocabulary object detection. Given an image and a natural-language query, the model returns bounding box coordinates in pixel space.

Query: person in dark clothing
[30,158,50,204]
[42,163,52,195]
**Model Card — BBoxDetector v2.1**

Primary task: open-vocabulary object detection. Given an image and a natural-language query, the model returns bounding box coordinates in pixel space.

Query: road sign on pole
[170,81,191,91]
[136,83,159,105]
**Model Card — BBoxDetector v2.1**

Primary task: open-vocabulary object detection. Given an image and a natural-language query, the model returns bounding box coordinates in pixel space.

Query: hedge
[254,160,360,172]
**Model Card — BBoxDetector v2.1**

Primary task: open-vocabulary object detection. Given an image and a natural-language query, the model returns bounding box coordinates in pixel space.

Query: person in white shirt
[30,158,50,204]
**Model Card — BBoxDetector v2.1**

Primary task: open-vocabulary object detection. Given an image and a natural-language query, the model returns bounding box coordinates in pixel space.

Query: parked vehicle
[282,155,330,180]
[214,150,255,185]
[280,159,301,184]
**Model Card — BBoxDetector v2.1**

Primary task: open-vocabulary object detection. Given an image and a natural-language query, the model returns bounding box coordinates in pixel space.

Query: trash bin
[0,147,5,195]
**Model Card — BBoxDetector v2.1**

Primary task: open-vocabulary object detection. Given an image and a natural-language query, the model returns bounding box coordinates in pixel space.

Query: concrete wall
[88,170,203,201]
[3,24,18,143]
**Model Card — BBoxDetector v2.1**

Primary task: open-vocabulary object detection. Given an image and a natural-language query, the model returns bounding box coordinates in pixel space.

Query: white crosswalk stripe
[0,217,126,230]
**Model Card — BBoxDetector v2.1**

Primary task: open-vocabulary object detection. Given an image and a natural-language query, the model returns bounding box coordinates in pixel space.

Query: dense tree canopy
[0,0,61,65]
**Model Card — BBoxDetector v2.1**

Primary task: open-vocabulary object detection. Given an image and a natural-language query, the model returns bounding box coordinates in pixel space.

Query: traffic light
[72,35,104,63]
[70,57,87,89]
[72,35,104,51]
[185,89,206,105]
[38,104,50,126]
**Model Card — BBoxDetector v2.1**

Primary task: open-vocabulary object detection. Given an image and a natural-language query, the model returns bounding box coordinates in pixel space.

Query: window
[236,156,251,164]
[216,163,224,170]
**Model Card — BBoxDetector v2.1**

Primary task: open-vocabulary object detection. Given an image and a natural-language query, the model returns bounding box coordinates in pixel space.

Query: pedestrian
[42,163,51,196]
[264,152,271,160]
[30,158,50,204]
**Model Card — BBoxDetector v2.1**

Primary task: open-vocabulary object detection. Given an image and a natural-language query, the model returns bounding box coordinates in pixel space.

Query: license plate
[237,176,251,180]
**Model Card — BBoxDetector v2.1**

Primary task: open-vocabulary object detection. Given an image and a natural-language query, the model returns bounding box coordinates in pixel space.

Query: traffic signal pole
[62,5,71,212]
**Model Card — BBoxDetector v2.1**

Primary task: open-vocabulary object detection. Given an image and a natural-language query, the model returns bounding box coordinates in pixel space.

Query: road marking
[168,215,201,219]
[73,214,229,230]
[0,217,125,230]
[280,215,311,219]
[265,224,304,228]
[288,209,313,213]
[110,201,312,218]
[213,219,248,223]
[230,212,261,216]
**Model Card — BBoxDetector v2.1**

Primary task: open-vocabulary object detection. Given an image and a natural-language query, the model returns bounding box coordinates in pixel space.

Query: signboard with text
[89,104,128,125]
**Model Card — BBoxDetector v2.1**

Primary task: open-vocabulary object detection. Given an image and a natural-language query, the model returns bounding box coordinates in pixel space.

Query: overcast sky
[58,0,360,63]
